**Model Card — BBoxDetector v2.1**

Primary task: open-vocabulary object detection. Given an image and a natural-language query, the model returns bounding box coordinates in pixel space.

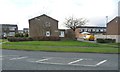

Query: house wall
[29,15,59,37]
[75,28,80,38]
[106,17,120,35]
[105,16,120,43]
[65,29,75,39]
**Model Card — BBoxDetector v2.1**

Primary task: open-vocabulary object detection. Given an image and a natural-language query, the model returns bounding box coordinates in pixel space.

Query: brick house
[106,16,120,35]
[23,28,29,34]
[75,26,106,38]
[106,16,120,43]
[29,14,59,37]
[0,24,18,38]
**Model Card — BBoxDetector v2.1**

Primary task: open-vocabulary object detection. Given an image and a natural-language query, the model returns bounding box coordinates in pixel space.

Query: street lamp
[106,16,108,39]
[106,16,108,27]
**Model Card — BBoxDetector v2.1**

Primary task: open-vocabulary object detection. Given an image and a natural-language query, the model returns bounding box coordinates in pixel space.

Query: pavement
[1,49,119,70]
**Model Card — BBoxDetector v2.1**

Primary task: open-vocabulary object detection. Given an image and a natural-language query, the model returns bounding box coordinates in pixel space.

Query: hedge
[8,36,60,42]
[96,38,116,43]
[8,37,33,42]
[32,36,60,41]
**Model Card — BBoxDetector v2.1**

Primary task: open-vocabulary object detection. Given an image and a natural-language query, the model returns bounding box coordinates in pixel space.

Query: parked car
[83,35,95,41]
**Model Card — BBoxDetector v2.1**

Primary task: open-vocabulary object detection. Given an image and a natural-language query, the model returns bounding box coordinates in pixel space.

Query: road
[1,49,119,70]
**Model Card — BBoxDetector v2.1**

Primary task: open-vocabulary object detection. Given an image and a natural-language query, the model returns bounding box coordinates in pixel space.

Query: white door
[59,31,64,37]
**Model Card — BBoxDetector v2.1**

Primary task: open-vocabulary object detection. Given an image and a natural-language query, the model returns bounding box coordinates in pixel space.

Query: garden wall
[95,35,120,43]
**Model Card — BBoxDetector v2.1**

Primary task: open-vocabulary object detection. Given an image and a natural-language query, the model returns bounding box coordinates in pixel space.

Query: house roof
[29,14,59,22]
[0,24,18,27]
[107,16,120,25]
[0,24,17,26]
[76,26,106,28]
[59,29,65,31]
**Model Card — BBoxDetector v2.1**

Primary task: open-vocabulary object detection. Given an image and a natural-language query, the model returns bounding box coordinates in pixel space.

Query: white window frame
[96,29,99,32]
[88,29,91,32]
[8,32,15,36]
[45,22,50,27]
[92,29,96,32]
[100,29,104,32]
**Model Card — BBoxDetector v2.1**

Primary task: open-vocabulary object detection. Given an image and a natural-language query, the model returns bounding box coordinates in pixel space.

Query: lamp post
[106,16,108,27]
[106,16,108,39]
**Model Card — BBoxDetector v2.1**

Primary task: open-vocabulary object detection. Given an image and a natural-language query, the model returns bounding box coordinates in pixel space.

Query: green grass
[3,41,114,47]
[2,41,119,53]
[0,39,8,42]
[4,41,99,46]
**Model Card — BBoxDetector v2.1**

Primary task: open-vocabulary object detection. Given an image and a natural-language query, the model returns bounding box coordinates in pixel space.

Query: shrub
[112,39,116,43]
[15,33,20,37]
[7,36,60,42]
[96,38,116,43]
[96,38,105,43]
[32,36,60,41]
[20,33,24,37]
[24,33,29,37]
[8,37,33,42]
[15,33,29,37]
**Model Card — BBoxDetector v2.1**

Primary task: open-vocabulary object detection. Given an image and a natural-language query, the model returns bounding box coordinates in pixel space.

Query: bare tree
[64,16,88,31]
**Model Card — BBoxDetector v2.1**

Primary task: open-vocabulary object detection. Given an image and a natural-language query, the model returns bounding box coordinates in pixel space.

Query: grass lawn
[2,40,119,53]
[0,39,8,42]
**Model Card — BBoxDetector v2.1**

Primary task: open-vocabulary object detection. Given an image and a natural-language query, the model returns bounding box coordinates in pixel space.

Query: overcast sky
[0,0,119,30]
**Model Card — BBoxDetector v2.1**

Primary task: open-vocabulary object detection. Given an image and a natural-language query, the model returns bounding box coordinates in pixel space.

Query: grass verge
[2,41,119,54]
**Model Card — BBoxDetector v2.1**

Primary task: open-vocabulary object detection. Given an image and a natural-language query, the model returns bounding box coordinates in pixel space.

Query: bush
[96,38,116,43]
[32,36,60,41]
[8,36,60,42]
[20,34,24,37]
[24,33,29,37]
[8,37,33,42]
[15,33,29,37]
[15,33,20,37]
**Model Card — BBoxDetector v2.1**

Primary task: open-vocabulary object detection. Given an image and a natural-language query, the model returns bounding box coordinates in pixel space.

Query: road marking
[35,58,51,62]
[68,59,83,64]
[37,62,63,65]
[71,64,97,67]
[36,62,97,67]
[29,57,107,67]
[96,60,107,66]
[9,57,28,60]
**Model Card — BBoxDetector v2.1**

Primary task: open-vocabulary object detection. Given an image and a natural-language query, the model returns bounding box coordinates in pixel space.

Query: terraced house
[75,26,106,38]
[0,24,18,38]
[29,14,61,38]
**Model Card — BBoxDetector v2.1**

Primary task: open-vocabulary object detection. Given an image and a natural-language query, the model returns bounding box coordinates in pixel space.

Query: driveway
[77,38,96,43]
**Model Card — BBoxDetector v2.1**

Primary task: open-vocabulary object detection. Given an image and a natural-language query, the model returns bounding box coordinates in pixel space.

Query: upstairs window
[45,22,50,27]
